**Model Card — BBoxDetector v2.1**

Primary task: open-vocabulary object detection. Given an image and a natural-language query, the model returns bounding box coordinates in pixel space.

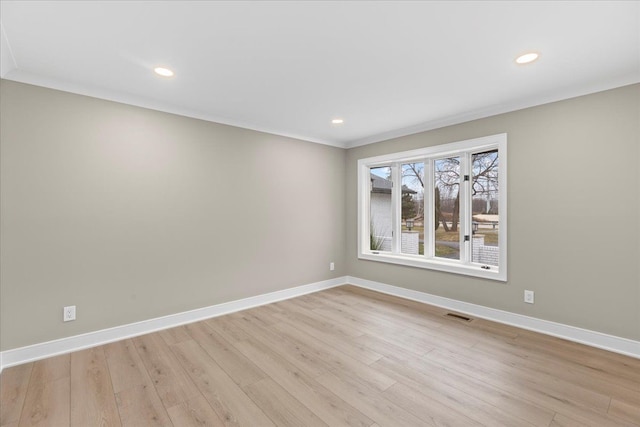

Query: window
[358,134,507,281]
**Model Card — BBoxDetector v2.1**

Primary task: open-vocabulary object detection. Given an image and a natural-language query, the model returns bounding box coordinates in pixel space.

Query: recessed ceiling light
[154,67,174,77]
[331,118,344,124]
[515,52,539,65]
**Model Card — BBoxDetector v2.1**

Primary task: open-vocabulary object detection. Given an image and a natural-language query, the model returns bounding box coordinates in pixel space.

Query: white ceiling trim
[5,68,638,150]
[345,74,640,149]
[2,69,345,148]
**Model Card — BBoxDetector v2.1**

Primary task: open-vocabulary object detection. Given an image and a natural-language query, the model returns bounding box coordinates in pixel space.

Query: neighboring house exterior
[370,173,416,251]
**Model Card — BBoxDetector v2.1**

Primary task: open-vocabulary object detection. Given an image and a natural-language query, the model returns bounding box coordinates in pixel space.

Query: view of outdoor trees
[395,149,499,263]
[471,149,499,266]
[433,156,461,258]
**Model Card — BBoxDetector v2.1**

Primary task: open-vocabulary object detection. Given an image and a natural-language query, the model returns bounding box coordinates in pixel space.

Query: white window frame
[358,133,507,281]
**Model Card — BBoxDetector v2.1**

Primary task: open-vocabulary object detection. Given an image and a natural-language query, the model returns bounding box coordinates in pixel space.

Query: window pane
[471,150,499,266]
[434,156,460,260]
[401,163,424,255]
[370,167,392,251]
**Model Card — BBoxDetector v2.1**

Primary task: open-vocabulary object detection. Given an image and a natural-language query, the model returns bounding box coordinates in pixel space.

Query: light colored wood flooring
[1,285,639,426]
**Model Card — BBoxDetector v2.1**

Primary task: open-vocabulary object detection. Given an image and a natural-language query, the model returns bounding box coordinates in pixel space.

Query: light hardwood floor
[1,285,639,426]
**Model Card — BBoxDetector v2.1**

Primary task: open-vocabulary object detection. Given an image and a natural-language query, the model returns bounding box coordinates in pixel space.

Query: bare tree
[471,150,499,214]
[434,157,460,231]
[402,150,499,231]
[401,163,425,221]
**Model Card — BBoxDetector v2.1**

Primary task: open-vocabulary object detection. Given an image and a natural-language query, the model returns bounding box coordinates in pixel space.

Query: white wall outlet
[524,290,534,304]
[63,305,76,322]
[329,262,335,271]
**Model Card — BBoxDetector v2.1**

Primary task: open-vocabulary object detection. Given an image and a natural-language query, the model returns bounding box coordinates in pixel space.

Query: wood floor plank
[382,381,483,427]
[166,395,225,427]
[608,398,640,425]
[428,346,612,413]
[0,363,33,426]
[233,337,373,427]
[275,298,364,339]
[243,378,328,427]
[104,339,149,393]
[270,321,395,391]
[352,332,426,360]
[330,290,497,348]
[132,333,201,408]
[514,331,640,383]
[182,321,266,388]
[336,285,440,314]
[424,347,633,426]
[550,411,635,427]
[252,300,286,316]
[204,315,253,344]
[312,305,439,355]
[471,339,640,406]
[242,312,382,390]
[280,293,325,311]
[18,356,70,427]
[374,355,551,427]
[315,370,425,427]
[70,347,121,427]
[104,339,172,426]
[171,339,275,426]
[550,413,596,427]
[322,288,448,332]
[226,312,332,379]
[158,325,192,346]
[226,308,275,331]
[3,285,639,427]
[322,301,481,353]
[18,377,69,427]
[245,305,281,325]
[269,307,383,365]
[114,384,172,427]
[26,355,69,384]
[467,317,521,339]
[312,304,402,336]
[248,314,389,394]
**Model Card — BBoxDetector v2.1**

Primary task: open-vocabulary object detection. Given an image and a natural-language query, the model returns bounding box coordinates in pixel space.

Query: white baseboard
[346,276,640,359]
[0,277,346,372]
[2,274,638,372]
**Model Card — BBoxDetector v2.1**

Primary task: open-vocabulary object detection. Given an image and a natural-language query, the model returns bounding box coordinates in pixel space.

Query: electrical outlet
[63,305,76,322]
[329,262,335,271]
[524,290,534,304]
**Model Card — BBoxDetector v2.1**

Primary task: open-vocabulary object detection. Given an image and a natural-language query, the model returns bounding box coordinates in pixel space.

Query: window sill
[358,252,507,282]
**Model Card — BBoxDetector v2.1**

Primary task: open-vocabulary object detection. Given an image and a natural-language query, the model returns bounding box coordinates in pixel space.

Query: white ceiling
[1,1,639,148]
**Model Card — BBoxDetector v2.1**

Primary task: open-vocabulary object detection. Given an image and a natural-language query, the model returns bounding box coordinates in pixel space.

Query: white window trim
[357,133,507,282]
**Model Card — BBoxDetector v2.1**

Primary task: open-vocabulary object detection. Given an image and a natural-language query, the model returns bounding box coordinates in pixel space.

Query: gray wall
[346,84,640,341]
[0,80,346,351]
[2,80,638,352]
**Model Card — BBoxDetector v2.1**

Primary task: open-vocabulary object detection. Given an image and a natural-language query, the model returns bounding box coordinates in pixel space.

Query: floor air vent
[445,312,472,322]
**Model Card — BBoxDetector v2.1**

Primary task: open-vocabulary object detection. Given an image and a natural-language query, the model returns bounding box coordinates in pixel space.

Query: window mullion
[460,152,471,264]
[391,163,402,253]
[425,158,434,258]
[361,165,371,255]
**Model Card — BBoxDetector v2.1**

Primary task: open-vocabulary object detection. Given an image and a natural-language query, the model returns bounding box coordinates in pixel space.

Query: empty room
[1,1,639,426]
